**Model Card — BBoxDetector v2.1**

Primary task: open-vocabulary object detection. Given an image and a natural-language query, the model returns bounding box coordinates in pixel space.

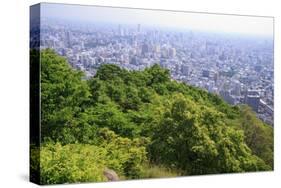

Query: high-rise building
[202,69,209,77]
[141,43,149,56]
[181,64,189,76]
[66,31,72,48]
[231,81,241,96]
[245,95,260,112]
[245,90,260,112]
[220,90,235,105]
[168,47,176,58]
[153,44,161,54]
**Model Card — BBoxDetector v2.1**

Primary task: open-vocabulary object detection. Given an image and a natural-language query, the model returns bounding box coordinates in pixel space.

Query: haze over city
[40,3,273,37]
[30,3,274,126]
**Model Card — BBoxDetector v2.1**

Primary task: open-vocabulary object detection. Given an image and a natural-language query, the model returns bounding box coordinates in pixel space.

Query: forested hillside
[31,49,273,184]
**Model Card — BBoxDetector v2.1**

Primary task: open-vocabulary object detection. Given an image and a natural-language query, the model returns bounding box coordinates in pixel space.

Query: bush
[39,143,107,184]
[36,128,148,184]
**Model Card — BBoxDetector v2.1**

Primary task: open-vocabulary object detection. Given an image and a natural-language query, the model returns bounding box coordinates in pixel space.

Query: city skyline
[37,15,274,125]
[32,3,274,125]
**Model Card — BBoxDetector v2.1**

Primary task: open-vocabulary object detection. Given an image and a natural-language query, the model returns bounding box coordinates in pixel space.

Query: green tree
[239,105,273,168]
[149,94,270,174]
[40,49,91,141]
[95,64,125,81]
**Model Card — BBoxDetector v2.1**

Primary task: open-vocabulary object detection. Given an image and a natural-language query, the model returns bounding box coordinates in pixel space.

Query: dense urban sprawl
[34,18,274,125]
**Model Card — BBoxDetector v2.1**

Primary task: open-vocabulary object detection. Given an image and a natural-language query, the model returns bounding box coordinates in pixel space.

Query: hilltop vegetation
[31,49,273,184]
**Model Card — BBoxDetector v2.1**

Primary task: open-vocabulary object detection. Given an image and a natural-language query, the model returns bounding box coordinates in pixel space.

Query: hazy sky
[40,3,273,36]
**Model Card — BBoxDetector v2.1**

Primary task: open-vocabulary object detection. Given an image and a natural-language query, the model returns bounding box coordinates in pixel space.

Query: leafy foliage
[238,105,273,168]
[40,49,91,142]
[36,128,148,184]
[36,49,273,184]
[149,94,270,174]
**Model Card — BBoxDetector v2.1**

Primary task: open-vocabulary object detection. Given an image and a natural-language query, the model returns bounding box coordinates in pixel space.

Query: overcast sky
[40,3,273,37]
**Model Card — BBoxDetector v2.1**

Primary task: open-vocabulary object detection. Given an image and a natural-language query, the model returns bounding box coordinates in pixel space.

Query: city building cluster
[37,18,274,125]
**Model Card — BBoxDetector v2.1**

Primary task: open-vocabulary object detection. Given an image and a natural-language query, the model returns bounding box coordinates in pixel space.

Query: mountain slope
[31,49,273,184]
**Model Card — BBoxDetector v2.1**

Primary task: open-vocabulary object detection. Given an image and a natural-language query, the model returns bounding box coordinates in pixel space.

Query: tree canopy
[31,49,273,184]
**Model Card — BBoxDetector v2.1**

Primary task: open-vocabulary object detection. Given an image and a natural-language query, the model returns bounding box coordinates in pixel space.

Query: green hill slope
[31,49,273,184]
